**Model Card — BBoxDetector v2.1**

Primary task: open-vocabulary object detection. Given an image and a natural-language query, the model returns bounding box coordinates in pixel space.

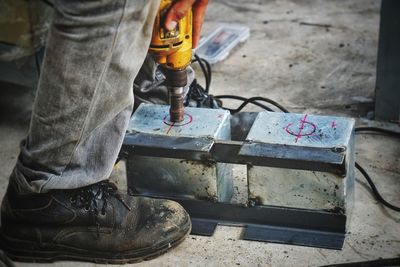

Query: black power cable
[355,126,400,137]
[201,57,212,93]
[193,54,211,93]
[354,126,400,212]
[215,95,289,113]
[192,55,286,112]
[355,162,400,212]
[192,55,290,112]
[213,95,274,112]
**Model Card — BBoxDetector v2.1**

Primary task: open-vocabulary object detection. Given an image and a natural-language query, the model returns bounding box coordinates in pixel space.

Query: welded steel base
[124,105,355,250]
[127,194,346,249]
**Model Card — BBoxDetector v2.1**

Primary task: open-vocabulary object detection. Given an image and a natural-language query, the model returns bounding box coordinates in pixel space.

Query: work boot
[0,180,191,264]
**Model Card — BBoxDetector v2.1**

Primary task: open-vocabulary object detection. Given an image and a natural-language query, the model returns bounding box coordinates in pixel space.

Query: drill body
[149,0,193,122]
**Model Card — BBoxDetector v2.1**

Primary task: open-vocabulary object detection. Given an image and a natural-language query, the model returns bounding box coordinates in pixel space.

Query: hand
[164,0,209,48]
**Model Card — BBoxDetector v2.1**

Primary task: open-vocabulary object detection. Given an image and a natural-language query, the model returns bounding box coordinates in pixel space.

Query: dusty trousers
[10,0,160,194]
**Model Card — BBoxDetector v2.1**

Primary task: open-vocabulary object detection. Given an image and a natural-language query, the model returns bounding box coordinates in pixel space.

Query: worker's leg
[0,0,191,263]
[11,0,159,194]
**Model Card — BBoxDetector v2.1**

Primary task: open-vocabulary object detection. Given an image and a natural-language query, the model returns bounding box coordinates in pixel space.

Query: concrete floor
[1,0,399,266]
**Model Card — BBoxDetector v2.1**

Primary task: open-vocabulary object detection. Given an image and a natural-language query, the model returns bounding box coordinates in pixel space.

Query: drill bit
[163,68,187,123]
[169,86,185,122]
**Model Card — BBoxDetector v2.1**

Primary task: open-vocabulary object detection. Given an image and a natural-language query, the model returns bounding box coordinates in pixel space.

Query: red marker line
[295,114,308,143]
[166,122,175,135]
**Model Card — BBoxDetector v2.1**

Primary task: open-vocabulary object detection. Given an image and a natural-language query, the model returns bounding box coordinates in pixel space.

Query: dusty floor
[1,0,399,266]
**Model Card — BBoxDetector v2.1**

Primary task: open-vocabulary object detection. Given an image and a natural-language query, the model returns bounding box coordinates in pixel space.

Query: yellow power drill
[149,0,193,122]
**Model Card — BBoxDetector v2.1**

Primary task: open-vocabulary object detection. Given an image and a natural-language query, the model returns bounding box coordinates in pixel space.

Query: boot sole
[0,218,191,264]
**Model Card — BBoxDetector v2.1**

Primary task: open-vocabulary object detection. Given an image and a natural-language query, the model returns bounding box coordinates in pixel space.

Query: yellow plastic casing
[149,0,192,70]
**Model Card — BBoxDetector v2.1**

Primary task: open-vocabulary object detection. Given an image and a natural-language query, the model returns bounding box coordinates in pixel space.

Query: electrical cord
[355,162,400,212]
[193,55,289,113]
[215,95,289,113]
[355,126,400,137]
[213,95,274,112]
[193,54,211,93]
[186,78,221,109]
[192,55,287,112]
[354,126,400,212]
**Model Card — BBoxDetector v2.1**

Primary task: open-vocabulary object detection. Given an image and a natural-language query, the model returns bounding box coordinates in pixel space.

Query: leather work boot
[0,180,191,264]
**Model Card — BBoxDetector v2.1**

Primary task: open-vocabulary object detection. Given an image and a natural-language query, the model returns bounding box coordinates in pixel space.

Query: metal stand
[123,104,355,250]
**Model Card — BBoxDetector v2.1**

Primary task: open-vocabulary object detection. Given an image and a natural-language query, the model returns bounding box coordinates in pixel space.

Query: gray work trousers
[10,0,160,194]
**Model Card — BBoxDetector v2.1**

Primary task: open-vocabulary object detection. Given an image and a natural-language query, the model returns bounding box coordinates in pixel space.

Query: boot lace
[69,181,131,236]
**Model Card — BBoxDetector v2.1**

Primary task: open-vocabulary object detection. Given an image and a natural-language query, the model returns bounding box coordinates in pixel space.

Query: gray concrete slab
[1,0,399,266]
